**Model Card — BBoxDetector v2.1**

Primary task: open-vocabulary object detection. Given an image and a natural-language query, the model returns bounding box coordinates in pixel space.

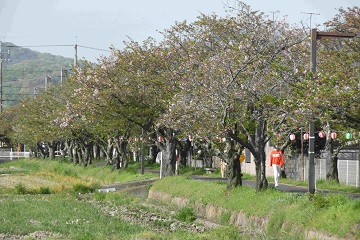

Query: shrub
[73,184,94,194]
[15,183,28,194]
[174,207,196,223]
[39,186,51,194]
[308,192,330,209]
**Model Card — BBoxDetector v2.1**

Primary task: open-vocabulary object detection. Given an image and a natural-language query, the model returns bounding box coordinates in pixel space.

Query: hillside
[1,42,74,108]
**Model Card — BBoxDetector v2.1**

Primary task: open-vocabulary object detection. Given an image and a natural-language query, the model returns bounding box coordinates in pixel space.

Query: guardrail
[0,151,30,160]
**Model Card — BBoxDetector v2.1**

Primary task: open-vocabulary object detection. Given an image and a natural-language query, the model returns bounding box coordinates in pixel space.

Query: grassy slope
[0,158,359,239]
[152,176,360,239]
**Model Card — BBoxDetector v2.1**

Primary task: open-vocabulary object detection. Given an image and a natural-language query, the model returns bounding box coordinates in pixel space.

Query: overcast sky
[1,0,358,62]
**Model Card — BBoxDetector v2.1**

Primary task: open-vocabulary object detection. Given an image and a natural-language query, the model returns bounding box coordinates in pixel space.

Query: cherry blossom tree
[158,1,307,190]
[11,85,70,159]
[60,38,180,170]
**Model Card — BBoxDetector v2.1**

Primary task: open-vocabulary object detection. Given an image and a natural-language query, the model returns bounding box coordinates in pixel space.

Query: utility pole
[61,67,63,83]
[0,42,10,113]
[301,12,320,30]
[74,44,78,67]
[141,128,145,175]
[0,41,2,113]
[33,87,37,99]
[309,29,359,194]
[45,75,51,91]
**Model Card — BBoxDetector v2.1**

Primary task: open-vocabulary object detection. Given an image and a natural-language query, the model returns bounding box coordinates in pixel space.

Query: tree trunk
[327,155,339,182]
[148,144,158,164]
[227,117,269,191]
[36,142,47,159]
[48,141,56,160]
[255,160,262,191]
[162,140,177,177]
[156,127,177,177]
[259,145,268,190]
[93,145,100,160]
[99,139,113,165]
[73,142,80,164]
[82,141,92,166]
[324,124,340,182]
[121,140,129,168]
[65,140,74,163]
[326,145,341,182]
[225,137,243,190]
[179,140,191,167]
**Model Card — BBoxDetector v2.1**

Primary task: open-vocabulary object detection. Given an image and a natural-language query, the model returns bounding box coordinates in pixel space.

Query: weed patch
[174,207,196,223]
[15,183,28,194]
[39,187,51,194]
[73,183,95,194]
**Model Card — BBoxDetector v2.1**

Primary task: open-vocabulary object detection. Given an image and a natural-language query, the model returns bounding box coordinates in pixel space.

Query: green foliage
[39,187,51,194]
[93,191,106,201]
[202,225,250,240]
[153,176,359,238]
[352,200,360,211]
[0,194,147,239]
[0,158,359,239]
[174,207,196,223]
[0,167,29,174]
[72,183,95,194]
[308,192,331,209]
[12,181,51,195]
[0,5,358,238]
[123,163,141,174]
[179,165,206,175]
[53,164,79,178]
[15,183,28,194]
[219,211,231,224]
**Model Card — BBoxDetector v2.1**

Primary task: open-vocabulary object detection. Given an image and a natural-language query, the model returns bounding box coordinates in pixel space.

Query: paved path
[190,175,360,199]
[98,175,360,199]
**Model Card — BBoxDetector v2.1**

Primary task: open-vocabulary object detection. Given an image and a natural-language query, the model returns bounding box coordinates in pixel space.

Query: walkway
[98,175,360,199]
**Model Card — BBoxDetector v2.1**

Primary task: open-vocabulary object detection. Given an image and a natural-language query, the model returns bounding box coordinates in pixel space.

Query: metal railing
[0,151,30,160]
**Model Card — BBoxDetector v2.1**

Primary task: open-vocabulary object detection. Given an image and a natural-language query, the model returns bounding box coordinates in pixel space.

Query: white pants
[272,164,281,187]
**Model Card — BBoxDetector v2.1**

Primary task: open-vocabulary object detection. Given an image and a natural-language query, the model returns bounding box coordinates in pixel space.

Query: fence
[0,150,31,160]
[285,150,359,187]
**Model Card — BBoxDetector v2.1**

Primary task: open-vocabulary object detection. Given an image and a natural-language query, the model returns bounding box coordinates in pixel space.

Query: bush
[73,184,94,194]
[39,186,51,194]
[174,207,196,223]
[308,192,330,209]
[15,183,28,194]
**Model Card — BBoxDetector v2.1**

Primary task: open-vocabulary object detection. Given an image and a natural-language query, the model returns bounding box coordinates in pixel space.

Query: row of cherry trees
[0,2,358,191]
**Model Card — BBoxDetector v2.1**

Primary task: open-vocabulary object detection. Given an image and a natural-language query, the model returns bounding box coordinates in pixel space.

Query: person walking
[270,146,284,188]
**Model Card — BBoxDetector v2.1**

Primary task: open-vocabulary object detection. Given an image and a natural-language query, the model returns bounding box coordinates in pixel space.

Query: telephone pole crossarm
[316,31,358,40]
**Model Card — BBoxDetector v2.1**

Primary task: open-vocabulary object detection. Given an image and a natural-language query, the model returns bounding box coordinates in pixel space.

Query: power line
[77,45,111,52]
[301,12,320,29]
[5,44,112,53]
[6,44,73,48]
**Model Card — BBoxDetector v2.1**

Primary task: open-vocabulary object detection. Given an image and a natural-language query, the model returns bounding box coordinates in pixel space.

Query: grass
[0,193,147,239]
[174,207,196,222]
[151,176,360,239]
[0,158,158,194]
[0,158,359,239]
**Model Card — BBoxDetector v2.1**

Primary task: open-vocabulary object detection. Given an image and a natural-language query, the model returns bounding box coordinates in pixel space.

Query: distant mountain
[1,42,74,107]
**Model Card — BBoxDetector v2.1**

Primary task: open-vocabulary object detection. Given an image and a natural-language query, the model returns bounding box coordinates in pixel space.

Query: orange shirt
[270,149,284,167]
